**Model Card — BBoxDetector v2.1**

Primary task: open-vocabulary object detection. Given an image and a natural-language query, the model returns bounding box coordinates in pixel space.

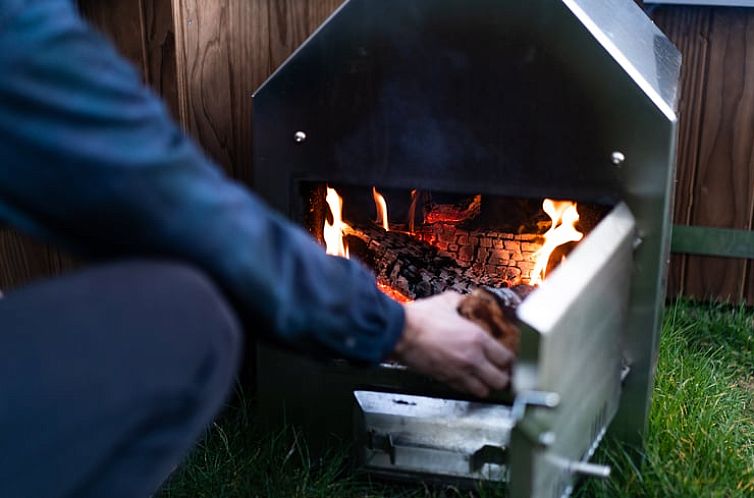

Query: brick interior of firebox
[302,183,608,300]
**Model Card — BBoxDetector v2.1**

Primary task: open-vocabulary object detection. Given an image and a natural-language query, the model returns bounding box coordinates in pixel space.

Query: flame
[324,187,350,258]
[408,189,418,234]
[530,199,583,285]
[372,187,389,231]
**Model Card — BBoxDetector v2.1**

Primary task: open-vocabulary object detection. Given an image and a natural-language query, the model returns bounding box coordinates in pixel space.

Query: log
[345,223,494,299]
[457,286,533,354]
[346,222,531,354]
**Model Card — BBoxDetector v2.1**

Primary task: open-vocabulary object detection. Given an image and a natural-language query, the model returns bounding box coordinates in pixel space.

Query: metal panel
[354,391,514,481]
[565,0,681,119]
[253,0,680,464]
[510,203,636,498]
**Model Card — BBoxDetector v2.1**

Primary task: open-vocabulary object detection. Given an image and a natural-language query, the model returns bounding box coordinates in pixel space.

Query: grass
[158,300,754,498]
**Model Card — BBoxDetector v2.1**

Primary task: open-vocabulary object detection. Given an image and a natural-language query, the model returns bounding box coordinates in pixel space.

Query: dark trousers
[0,261,242,498]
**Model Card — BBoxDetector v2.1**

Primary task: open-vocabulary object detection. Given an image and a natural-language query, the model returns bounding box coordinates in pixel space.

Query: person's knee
[117,260,243,397]
[47,260,244,405]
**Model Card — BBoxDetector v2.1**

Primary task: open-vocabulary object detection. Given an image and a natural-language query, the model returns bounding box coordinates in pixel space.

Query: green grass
[158,301,754,498]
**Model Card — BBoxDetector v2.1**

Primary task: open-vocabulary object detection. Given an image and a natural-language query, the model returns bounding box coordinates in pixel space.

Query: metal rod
[568,461,612,479]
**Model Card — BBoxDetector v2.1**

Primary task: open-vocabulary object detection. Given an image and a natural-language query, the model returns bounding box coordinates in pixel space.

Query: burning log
[345,223,498,299]
[345,223,532,354]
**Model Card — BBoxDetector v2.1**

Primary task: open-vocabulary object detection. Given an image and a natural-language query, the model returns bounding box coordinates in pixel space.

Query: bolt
[611,151,626,166]
[538,431,556,447]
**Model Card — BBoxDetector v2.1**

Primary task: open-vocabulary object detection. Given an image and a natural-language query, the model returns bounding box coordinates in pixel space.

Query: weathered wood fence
[1,0,753,304]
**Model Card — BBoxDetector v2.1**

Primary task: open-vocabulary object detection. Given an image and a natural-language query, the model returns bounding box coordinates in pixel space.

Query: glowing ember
[372,187,390,231]
[377,282,413,303]
[324,187,350,258]
[425,194,481,224]
[530,199,583,286]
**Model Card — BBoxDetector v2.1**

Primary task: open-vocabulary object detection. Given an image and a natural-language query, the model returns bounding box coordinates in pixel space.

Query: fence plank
[142,0,180,119]
[652,7,713,299]
[172,0,271,182]
[685,8,754,302]
[78,0,149,76]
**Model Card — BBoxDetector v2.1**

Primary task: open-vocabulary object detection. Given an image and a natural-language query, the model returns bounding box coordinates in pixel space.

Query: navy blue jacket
[0,0,404,363]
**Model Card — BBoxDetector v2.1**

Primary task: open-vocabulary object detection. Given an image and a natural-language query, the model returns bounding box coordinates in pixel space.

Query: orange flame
[530,199,583,285]
[408,189,418,234]
[324,187,350,258]
[372,187,389,231]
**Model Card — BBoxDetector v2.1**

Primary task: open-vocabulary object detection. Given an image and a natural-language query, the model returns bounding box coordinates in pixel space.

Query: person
[0,1,514,497]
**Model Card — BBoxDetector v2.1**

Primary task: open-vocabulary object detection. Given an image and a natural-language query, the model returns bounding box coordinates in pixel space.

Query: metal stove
[251,1,680,496]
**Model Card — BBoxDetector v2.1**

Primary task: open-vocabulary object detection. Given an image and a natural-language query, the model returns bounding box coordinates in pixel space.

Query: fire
[372,187,389,231]
[408,189,418,234]
[324,187,350,258]
[530,199,583,286]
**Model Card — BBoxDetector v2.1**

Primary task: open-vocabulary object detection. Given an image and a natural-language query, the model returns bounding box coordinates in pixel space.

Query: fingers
[450,376,490,399]
[474,357,511,391]
[480,333,516,371]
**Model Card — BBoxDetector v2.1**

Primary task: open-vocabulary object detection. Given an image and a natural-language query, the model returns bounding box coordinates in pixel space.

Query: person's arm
[0,0,512,392]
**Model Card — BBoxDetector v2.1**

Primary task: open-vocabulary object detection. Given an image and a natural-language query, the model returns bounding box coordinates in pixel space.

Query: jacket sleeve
[0,0,404,363]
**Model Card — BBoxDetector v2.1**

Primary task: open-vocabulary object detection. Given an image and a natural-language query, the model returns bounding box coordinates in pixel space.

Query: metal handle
[511,390,561,421]
[568,461,612,479]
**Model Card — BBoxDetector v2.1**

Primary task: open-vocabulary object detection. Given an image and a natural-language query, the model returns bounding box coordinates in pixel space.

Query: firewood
[457,286,533,354]
[345,222,532,354]
[345,223,497,299]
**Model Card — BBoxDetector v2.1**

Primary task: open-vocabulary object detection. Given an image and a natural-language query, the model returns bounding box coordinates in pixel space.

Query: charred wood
[345,223,494,299]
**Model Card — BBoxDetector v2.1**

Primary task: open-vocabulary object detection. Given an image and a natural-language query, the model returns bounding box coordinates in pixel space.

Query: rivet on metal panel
[538,431,556,447]
[610,151,626,166]
[294,131,307,143]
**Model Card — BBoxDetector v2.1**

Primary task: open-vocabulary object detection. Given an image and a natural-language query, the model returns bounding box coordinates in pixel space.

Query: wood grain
[78,0,149,77]
[172,0,271,182]
[172,0,343,183]
[652,7,712,299]
[268,0,343,68]
[0,230,71,291]
[142,0,180,118]
[685,9,754,302]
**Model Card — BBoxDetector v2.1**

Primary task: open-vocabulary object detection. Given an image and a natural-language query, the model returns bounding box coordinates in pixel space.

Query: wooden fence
[1,0,753,304]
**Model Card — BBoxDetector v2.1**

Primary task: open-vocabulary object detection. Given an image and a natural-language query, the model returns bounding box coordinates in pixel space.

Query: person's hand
[391,291,515,398]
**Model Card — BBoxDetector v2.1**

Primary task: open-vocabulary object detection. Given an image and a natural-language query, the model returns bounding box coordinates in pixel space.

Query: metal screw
[611,151,626,166]
[294,131,307,143]
[538,431,556,447]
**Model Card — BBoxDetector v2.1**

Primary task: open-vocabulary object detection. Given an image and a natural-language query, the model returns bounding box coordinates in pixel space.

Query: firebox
[251,0,680,496]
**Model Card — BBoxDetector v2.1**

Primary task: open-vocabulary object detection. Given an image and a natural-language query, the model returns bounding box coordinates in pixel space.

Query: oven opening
[300,181,610,303]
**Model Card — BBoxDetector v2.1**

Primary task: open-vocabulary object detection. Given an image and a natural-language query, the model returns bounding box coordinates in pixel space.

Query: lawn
[157,300,754,498]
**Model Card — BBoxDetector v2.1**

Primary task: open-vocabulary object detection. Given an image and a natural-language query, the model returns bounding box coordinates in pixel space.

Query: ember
[376,283,413,303]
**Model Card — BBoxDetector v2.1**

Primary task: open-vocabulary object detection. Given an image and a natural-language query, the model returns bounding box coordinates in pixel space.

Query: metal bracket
[511,390,561,422]
[511,390,561,448]
[367,430,396,464]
